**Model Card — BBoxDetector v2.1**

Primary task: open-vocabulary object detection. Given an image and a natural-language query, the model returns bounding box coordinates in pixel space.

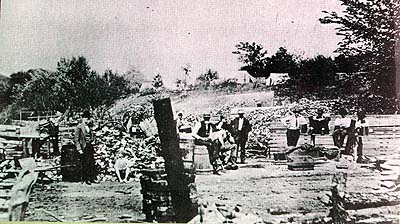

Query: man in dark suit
[230,109,252,163]
[192,113,221,174]
[74,110,97,185]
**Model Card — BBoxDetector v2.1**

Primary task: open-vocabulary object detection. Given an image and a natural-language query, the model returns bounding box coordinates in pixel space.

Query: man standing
[281,107,308,147]
[216,114,230,132]
[309,108,331,146]
[332,108,352,149]
[355,110,369,163]
[230,109,252,164]
[74,110,97,185]
[192,113,222,174]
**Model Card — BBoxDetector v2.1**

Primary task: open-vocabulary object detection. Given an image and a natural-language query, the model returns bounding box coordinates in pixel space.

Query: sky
[0,0,343,87]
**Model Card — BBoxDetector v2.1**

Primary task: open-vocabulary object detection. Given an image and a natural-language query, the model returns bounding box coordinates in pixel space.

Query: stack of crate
[1,140,23,161]
[140,169,175,222]
[140,168,196,222]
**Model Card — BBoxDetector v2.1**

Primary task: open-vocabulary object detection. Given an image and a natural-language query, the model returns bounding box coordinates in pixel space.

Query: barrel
[60,145,81,182]
[179,139,195,170]
[193,145,213,173]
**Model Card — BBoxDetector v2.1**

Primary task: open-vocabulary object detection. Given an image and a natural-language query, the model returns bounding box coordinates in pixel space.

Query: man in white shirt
[332,108,352,148]
[281,107,308,147]
[114,152,135,183]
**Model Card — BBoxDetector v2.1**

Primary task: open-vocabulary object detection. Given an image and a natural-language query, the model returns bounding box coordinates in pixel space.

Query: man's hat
[203,113,211,118]
[238,109,245,114]
[292,107,301,113]
[82,110,91,118]
[339,108,347,115]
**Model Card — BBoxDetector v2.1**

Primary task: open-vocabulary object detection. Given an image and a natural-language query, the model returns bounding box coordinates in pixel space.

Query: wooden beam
[395,6,400,108]
[152,98,197,222]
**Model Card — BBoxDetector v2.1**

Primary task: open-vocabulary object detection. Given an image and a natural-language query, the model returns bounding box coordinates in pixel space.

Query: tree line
[1,56,135,116]
[233,0,399,113]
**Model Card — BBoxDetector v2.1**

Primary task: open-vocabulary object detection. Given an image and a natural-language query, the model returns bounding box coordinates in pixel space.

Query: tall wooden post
[153,98,197,222]
[395,7,400,109]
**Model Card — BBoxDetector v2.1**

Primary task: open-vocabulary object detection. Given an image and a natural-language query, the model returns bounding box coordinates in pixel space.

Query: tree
[232,42,268,77]
[196,69,219,89]
[320,0,400,98]
[124,67,147,93]
[6,70,34,102]
[56,56,94,109]
[300,55,337,82]
[14,69,67,112]
[101,69,132,105]
[180,63,192,88]
[152,73,164,88]
[55,56,132,110]
[181,63,192,79]
[264,47,300,77]
[233,44,300,78]
[0,75,10,109]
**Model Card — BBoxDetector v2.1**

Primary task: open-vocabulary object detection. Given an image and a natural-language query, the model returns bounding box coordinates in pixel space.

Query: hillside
[171,90,274,115]
[110,89,275,119]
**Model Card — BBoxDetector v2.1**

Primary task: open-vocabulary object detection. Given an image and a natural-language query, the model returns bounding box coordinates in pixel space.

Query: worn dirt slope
[172,90,274,115]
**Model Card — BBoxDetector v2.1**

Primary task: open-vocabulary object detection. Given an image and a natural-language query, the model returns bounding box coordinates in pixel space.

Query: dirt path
[24,145,397,223]
[25,158,384,223]
[26,180,145,222]
[195,158,383,223]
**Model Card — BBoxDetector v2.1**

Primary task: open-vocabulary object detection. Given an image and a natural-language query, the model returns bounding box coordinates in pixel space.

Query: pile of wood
[0,125,21,138]
[140,169,197,223]
[0,169,38,221]
[188,201,264,224]
[323,172,400,224]
[93,125,164,181]
[0,140,22,162]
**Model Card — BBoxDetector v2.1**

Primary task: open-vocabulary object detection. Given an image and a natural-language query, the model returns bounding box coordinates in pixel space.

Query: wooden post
[395,8,400,109]
[152,98,197,222]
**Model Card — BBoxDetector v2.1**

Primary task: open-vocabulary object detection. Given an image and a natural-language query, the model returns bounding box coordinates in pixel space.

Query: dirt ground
[25,151,394,223]
[26,181,146,222]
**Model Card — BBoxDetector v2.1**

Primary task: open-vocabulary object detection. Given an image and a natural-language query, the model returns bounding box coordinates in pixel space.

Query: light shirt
[238,118,244,131]
[209,130,226,144]
[192,121,213,137]
[281,115,307,130]
[334,117,352,128]
[355,119,369,128]
[115,158,130,170]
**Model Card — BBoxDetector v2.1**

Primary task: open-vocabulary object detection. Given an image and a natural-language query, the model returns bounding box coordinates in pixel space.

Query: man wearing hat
[230,109,252,163]
[74,110,98,185]
[355,110,369,163]
[309,108,331,146]
[332,108,352,150]
[192,113,221,174]
[281,107,308,147]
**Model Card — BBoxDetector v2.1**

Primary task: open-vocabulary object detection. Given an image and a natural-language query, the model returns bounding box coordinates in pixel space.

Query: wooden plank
[153,98,197,222]
[0,183,15,189]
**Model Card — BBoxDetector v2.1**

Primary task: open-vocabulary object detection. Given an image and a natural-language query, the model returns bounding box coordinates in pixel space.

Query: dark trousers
[356,137,363,157]
[80,143,97,182]
[235,140,247,162]
[286,129,300,147]
[332,128,348,148]
[51,137,60,155]
[194,139,219,170]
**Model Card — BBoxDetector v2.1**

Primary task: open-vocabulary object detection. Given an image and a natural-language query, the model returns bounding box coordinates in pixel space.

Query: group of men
[73,106,369,183]
[281,107,369,163]
[181,109,252,174]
